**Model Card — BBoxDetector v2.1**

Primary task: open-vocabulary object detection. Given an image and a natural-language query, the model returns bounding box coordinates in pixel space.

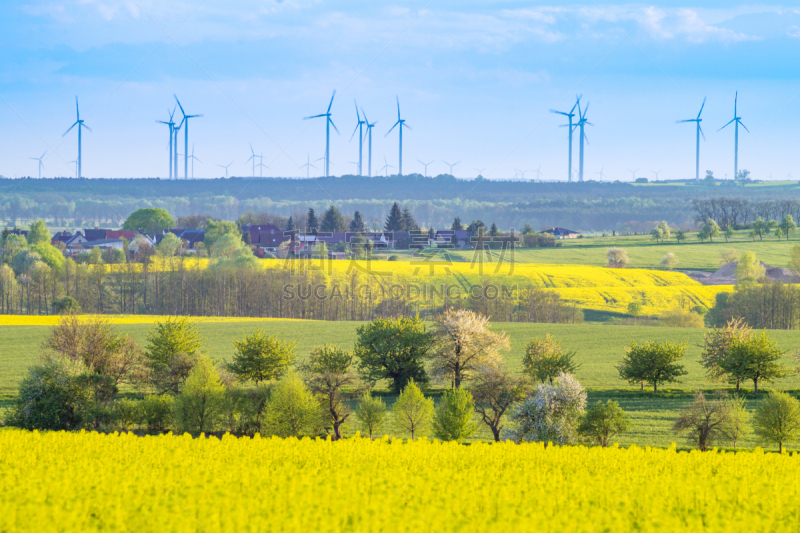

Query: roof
[83,228,110,241]
[105,230,138,240]
[73,238,123,248]
[542,227,580,236]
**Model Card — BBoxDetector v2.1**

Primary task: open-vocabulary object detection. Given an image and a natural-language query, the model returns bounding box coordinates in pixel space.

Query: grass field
[448,231,798,271]
[4,319,800,448]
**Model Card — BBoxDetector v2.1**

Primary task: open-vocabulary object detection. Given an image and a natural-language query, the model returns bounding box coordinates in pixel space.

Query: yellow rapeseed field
[1,429,799,532]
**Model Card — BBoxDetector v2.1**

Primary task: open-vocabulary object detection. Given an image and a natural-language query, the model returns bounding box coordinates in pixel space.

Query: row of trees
[692,197,800,230]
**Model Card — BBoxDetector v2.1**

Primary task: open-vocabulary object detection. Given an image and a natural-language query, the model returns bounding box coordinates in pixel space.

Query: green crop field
[445,230,798,271]
[4,319,800,448]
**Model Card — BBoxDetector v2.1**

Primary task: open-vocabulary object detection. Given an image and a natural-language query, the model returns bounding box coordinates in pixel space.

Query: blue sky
[2,1,800,181]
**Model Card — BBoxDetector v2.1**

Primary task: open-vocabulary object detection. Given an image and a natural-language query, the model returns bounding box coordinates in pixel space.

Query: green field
[4,320,800,448]
[445,230,798,271]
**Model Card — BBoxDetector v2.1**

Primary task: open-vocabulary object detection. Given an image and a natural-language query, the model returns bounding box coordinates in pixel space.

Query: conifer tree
[349,211,366,233]
[384,202,404,231]
[307,208,319,234]
[401,206,418,231]
[320,205,347,232]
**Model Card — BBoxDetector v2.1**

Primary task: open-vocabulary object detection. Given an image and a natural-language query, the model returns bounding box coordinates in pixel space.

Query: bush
[173,356,224,434]
[140,394,175,431]
[579,400,632,447]
[354,393,387,440]
[226,330,296,383]
[660,308,705,328]
[522,334,578,384]
[145,317,203,394]
[673,391,732,451]
[388,255,399,261]
[392,379,434,441]
[264,373,321,438]
[53,296,80,314]
[113,398,143,430]
[505,373,586,445]
[606,247,629,268]
[432,388,477,442]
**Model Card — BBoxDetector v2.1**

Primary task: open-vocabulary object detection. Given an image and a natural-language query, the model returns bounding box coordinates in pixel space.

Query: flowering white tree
[429,309,509,388]
[503,372,587,445]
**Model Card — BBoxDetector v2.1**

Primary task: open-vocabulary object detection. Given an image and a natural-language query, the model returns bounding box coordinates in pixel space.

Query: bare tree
[472,366,529,441]
[673,391,732,451]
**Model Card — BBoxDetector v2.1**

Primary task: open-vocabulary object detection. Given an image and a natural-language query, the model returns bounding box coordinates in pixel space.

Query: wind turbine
[188,144,201,179]
[174,95,203,180]
[515,168,530,180]
[550,95,581,182]
[62,97,91,179]
[718,92,749,180]
[68,160,78,179]
[216,161,234,179]
[651,170,662,180]
[442,160,460,176]
[156,107,177,179]
[385,96,411,175]
[304,90,339,177]
[533,164,543,180]
[350,101,365,176]
[628,169,640,181]
[676,98,706,182]
[247,144,258,178]
[419,160,434,177]
[576,101,593,182]
[361,108,376,177]
[595,167,606,180]
[173,117,183,180]
[29,152,46,179]
[300,153,317,178]
[380,156,395,177]
[256,154,268,178]
[474,167,486,177]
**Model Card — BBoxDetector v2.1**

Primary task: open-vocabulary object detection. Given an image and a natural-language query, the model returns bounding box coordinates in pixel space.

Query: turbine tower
[595,167,605,180]
[533,164,543,180]
[174,95,203,179]
[300,153,317,178]
[216,161,234,179]
[304,90,338,177]
[188,144,201,179]
[63,97,91,179]
[515,168,530,180]
[156,107,177,179]
[173,118,183,180]
[442,160,460,176]
[576,101,593,182]
[256,154,268,178]
[719,92,749,180]
[676,98,706,182]
[380,156,395,177]
[361,108,376,177]
[29,152,46,179]
[385,96,411,175]
[628,169,640,181]
[550,95,581,182]
[247,144,258,178]
[350,101,365,176]
[68,160,78,179]
[475,167,486,177]
[418,160,434,177]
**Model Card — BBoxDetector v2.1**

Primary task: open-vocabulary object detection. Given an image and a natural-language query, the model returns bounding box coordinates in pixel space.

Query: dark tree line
[692,198,800,229]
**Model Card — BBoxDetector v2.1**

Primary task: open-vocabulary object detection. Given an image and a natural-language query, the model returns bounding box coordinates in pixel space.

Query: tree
[285,216,295,232]
[736,251,765,283]
[122,208,174,235]
[301,344,363,440]
[627,302,643,324]
[307,208,319,233]
[384,202,404,232]
[320,204,347,232]
[660,307,704,328]
[27,219,50,246]
[675,229,686,243]
[753,392,800,453]
[720,249,740,266]
[265,372,322,438]
[616,341,688,392]
[53,295,80,314]
[673,391,732,451]
[451,217,463,231]
[724,225,734,243]
[780,214,797,240]
[751,218,768,241]
[354,393,387,440]
[700,219,720,242]
[144,317,204,394]
[720,394,750,450]
[156,232,182,258]
[392,379,434,440]
[522,334,578,384]
[226,330,296,383]
[700,318,753,388]
[433,387,477,442]
[354,317,432,393]
[210,233,257,269]
[606,247,629,268]
[401,206,418,231]
[719,331,788,396]
[489,222,499,236]
[504,373,586,445]
[204,219,240,249]
[790,244,800,273]
[651,221,670,243]
[349,211,366,233]
[522,223,534,235]
[661,252,678,270]
[173,356,224,434]
[472,366,529,442]
[429,309,509,388]
[578,400,632,447]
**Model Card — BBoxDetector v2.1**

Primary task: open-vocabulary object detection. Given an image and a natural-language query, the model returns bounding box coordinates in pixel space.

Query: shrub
[392,379,434,441]
[522,334,578,384]
[579,400,631,447]
[113,398,143,430]
[432,388,477,442]
[606,247,629,268]
[226,330,296,383]
[145,317,203,394]
[264,373,321,438]
[673,391,732,451]
[661,252,678,270]
[354,393,387,440]
[52,296,80,314]
[735,251,765,283]
[140,394,175,432]
[173,356,224,434]
[660,307,705,328]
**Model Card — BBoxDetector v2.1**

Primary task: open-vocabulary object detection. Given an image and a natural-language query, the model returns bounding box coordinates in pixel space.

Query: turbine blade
[403,123,412,130]
[550,110,570,117]
[75,96,80,120]
[676,119,695,124]
[329,118,340,135]
[41,151,46,159]
[700,125,706,141]
[718,118,736,132]
[739,120,750,133]
[174,94,185,116]
[63,122,78,137]
[82,124,92,132]
[350,122,360,142]
[396,96,401,121]
[698,97,706,119]
[328,90,336,113]
[385,121,399,137]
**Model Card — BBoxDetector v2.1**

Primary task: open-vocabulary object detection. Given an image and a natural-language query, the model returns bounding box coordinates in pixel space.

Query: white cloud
[789,26,800,39]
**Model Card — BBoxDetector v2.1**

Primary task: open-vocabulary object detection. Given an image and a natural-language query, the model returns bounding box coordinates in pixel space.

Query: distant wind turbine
[217,161,234,179]
[29,152,46,179]
[419,160,434,177]
[651,170,662,180]
[385,96,411,175]
[515,168,530,180]
[247,144,258,178]
[62,97,91,179]
[350,101,365,176]
[156,107,177,179]
[550,95,581,182]
[304,90,339,177]
[442,160,460,176]
[380,156,395,177]
[361,108,376,177]
[68,160,78,179]
[628,169,640,181]
[719,92,749,180]
[256,154,268,178]
[475,167,486,177]
[595,167,606,180]
[676,98,706,182]
[188,144,201,179]
[533,165,543,180]
[174,95,203,180]
[300,153,317,178]
[576,101,593,182]
[173,117,182,180]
